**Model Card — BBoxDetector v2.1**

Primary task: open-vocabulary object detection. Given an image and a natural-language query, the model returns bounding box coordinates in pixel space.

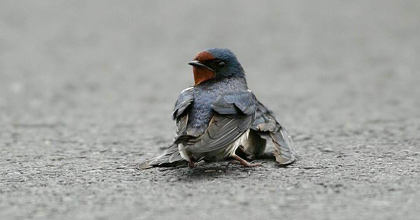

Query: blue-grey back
[187,76,249,133]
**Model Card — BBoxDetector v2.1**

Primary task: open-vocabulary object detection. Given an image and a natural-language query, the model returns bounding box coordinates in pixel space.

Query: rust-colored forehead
[194,51,215,62]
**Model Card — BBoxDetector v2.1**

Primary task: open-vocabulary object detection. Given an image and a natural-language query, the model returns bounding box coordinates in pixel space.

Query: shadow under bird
[139,48,296,168]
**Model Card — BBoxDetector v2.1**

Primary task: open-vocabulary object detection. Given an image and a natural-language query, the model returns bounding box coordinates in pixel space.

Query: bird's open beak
[188,60,214,72]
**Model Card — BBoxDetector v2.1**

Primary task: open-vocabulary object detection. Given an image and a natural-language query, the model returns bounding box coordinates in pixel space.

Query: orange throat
[193,67,215,85]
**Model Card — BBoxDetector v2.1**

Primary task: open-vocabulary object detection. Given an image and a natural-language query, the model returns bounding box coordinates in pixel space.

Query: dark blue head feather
[205,48,245,78]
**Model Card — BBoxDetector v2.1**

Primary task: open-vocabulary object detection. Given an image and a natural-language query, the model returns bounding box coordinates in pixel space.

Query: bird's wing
[211,90,256,115]
[172,87,194,120]
[138,143,187,169]
[138,88,194,169]
[186,91,256,154]
[251,101,296,165]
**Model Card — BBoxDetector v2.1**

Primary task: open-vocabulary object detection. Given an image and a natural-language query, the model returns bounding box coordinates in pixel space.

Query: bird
[139,48,296,168]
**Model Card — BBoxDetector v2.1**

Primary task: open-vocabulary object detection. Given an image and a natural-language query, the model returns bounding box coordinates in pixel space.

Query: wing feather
[172,87,194,119]
[185,90,256,154]
[138,143,187,169]
[139,88,194,169]
[187,114,253,153]
[211,90,256,116]
[252,101,296,165]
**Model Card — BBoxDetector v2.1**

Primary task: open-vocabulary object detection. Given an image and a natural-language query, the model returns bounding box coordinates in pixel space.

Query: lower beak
[188,60,214,72]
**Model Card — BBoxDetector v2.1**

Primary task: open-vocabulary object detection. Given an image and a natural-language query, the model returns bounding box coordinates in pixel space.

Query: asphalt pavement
[1,1,419,220]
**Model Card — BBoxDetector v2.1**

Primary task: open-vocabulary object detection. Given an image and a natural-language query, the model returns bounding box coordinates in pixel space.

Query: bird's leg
[188,156,196,168]
[236,145,254,160]
[232,154,262,167]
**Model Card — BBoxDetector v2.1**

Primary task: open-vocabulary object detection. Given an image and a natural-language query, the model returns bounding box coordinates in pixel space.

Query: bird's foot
[188,160,196,168]
[232,155,262,167]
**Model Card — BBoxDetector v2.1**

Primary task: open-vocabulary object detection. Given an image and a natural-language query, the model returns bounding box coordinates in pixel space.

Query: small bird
[139,48,296,168]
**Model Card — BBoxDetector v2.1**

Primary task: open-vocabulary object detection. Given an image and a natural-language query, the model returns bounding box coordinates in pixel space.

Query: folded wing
[186,91,257,154]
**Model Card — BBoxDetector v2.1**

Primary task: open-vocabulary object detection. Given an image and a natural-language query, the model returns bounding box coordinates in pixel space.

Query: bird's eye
[218,61,225,68]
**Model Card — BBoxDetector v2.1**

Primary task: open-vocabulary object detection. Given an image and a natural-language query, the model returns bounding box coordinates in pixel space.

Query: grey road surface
[1,1,420,220]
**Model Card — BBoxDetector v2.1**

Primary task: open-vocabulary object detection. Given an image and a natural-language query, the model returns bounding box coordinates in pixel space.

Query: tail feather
[138,143,187,169]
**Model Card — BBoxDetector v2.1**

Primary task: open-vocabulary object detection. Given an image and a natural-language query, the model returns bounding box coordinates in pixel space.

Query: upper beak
[188,60,214,72]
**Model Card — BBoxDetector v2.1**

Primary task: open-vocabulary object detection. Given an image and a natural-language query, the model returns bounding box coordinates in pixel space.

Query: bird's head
[188,48,245,86]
